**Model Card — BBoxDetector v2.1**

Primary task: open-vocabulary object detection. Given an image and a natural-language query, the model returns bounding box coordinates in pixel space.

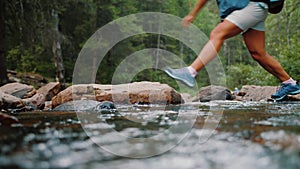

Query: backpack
[268,0,285,14]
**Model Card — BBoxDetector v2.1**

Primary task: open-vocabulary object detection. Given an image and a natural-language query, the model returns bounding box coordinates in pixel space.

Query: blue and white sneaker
[271,83,300,101]
[164,67,195,87]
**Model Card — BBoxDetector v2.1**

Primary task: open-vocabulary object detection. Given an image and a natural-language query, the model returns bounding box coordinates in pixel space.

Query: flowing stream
[0,101,299,169]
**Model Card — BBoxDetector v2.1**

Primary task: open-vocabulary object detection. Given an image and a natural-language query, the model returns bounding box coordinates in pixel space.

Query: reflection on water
[0,101,299,169]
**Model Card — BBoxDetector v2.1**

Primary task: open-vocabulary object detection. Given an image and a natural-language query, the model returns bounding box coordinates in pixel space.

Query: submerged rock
[93,101,116,111]
[53,100,117,113]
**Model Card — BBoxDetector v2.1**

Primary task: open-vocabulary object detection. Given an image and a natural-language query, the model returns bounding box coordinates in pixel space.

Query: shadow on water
[0,101,300,169]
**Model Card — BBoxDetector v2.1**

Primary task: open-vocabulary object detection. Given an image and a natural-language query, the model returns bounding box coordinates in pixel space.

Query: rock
[238,85,277,101]
[53,100,116,113]
[53,100,101,111]
[0,90,23,109]
[36,82,61,101]
[7,70,48,88]
[193,85,235,102]
[44,101,52,111]
[181,93,193,103]
[94,101,116,111]
[22,93,45,110]
[0,112,19,126]
[234,85,300,101]
[51,84,94,108]
[0,82,36,99]
[21,82,61,110]
[51,82,183,108]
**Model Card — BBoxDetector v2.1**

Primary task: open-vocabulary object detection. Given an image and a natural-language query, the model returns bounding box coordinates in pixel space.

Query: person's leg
[164,20,242,87]
[243,28,300,100]
[164,2,266,87]
[190,20,243,71]
[242,29,290,82]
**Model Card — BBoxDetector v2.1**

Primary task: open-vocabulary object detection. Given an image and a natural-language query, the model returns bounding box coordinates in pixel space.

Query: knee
[210,29,225,42]
[249,50,267,62]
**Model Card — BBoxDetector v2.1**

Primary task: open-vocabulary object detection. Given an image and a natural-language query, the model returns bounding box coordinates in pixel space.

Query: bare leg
[242,29,290,82]
[191,20,243,71]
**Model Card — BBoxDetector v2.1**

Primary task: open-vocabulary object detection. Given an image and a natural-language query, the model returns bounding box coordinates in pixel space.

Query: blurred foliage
[2,0,299,92]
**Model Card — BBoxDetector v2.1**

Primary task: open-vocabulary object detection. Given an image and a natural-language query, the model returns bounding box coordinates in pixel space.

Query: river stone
[193,85,235,102]
[51,82,183,108]
[0,82,36,99]
[37,82,61,101]
[0,112,19,126]
[21,82,62,110]
[53,100,116,112]
[238,85,277,101]
[0,90,23,109]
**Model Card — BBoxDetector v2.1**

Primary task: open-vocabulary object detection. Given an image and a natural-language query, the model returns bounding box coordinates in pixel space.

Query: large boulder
[192,85,235,102]
[0,82,36,99]
[51,82,183,108]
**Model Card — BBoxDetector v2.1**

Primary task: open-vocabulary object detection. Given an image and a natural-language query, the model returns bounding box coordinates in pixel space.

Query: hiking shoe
[164,67,195,87]
[271,83,300,101]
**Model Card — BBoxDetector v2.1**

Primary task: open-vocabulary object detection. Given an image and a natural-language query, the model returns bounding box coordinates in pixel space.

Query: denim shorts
[225,2,268,32]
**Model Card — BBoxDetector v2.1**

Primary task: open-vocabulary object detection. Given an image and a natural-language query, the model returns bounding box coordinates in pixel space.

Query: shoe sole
[164,69,194,88]
[272,89,300,101]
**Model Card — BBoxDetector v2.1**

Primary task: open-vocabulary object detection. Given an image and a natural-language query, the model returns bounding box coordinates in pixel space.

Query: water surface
[0,101,299,169]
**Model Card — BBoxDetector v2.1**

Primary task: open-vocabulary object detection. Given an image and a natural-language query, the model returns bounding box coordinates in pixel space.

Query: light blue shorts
[225,2,268,32]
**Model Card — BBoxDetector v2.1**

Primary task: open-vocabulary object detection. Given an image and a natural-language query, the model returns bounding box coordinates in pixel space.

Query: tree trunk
[0,0,8,85]
[51,9,65,88]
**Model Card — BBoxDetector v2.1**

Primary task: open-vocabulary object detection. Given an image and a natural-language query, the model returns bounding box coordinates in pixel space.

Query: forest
[0,0,299,90]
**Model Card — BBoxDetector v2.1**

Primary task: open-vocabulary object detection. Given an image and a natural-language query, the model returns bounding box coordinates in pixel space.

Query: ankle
[187,66,198,78]
[283,78,297,85]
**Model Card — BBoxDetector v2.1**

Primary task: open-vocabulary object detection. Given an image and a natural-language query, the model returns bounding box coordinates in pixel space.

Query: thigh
[211,19,243,40]
[242,29,266,53]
